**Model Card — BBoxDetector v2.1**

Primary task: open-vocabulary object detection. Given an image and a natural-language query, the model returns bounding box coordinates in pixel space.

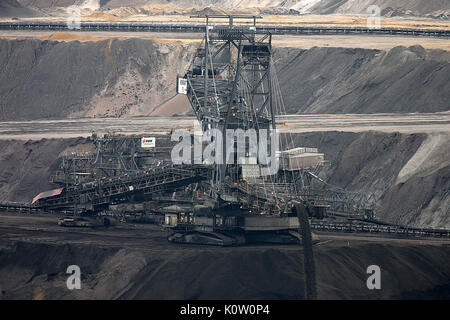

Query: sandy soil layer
[2,30,450,51]
[3,15,450,29]
[0,114,448,141]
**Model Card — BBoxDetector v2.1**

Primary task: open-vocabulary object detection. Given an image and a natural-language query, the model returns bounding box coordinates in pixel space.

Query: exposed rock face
[1,39,448,120]
[14,0,450,18]
[0,38,195,120]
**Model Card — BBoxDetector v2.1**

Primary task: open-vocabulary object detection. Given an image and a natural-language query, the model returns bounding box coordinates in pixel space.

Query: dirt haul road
[0,113,448,140]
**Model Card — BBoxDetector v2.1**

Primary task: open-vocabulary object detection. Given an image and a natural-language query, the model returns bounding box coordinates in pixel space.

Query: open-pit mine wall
[0,133,449,300]
[9,0,450,18]
[0,38,449,120]
[0,38,195,120]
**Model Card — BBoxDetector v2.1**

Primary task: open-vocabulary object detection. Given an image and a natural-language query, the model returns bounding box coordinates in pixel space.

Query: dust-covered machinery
[27,16,378,245]
[168,15,375,245]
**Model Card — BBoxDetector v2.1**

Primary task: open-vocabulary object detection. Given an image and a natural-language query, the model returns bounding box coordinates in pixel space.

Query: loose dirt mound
[275,46,450,114]
[0,38,195,120]
[37,31,116,42]
[290,131,449,228]
[149,94,190,116]
[85,11,122,20]
[0,138,91,203]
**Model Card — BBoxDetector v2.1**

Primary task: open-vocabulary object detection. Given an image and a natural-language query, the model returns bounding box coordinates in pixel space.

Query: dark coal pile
[1,233,449,299]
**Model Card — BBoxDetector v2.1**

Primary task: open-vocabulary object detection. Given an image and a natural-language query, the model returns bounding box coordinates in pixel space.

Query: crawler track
[1,200,449,240]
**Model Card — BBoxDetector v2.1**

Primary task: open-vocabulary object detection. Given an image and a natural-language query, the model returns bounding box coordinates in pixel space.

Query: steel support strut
[293,201,317,300]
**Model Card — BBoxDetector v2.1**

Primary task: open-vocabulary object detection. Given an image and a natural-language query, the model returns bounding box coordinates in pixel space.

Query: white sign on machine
[177,77,188,95]
[141,137,155,148]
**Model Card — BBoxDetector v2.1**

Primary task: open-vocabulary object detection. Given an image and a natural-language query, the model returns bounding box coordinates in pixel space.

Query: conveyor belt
[34,164,211,212]
[0,22,448,37]
[310,219,450,239]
